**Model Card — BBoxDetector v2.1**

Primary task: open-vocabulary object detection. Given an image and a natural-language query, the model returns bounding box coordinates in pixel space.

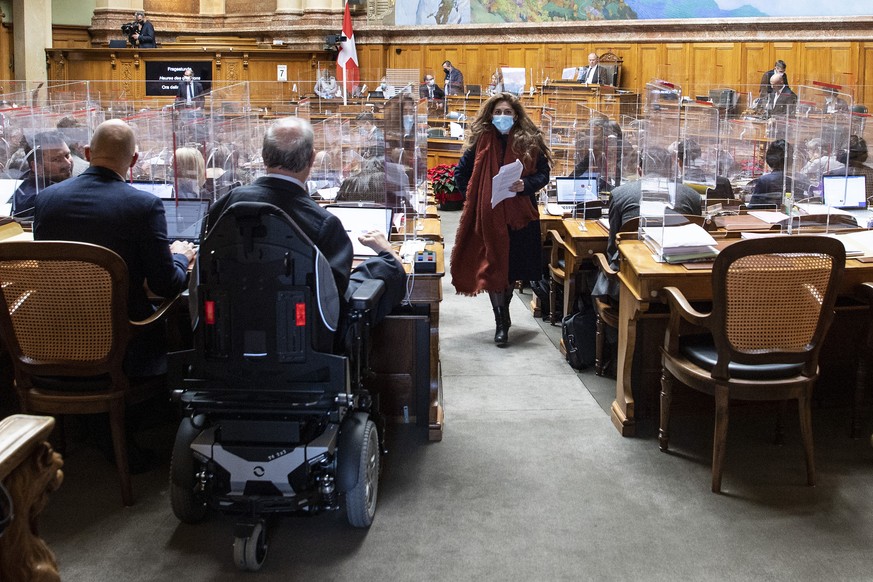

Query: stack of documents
[830,230,873,257]
[642,223,719,263]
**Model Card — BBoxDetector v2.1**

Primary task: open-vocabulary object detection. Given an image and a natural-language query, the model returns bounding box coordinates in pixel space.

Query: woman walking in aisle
[451,92,552,345]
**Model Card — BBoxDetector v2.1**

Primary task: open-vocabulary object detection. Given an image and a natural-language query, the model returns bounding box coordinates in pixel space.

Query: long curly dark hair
[463,92,553,167]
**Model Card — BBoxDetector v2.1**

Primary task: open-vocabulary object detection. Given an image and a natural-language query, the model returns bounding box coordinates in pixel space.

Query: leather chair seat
[679,334,805,380]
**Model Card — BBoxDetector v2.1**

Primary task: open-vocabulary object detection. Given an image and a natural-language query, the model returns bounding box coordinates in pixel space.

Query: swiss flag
[336,2,359,95]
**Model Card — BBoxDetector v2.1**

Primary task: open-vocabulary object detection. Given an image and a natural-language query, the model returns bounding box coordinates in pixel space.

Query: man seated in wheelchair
[203,116,406,333]
[168,118,406,567]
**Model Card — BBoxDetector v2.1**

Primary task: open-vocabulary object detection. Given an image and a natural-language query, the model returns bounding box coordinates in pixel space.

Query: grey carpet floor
[39,208,873,581]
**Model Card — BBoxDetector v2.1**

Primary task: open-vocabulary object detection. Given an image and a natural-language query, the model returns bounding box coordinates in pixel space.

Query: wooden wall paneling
[859,44,873,107]
[357,44,384,81]
[51,26,92,49]
[800,42,854,87]
[742,42,769,99]
[542,45,566,82]
[687,43,737,100]
[567,46,593,69]
[117,57,142,102]
[637,44,663,90]
[246,61,281,107]
[480,46,502,87]
[771,42,795,82]
[662,44,687,89]
[501,45,543,86]
[0,24,12,84]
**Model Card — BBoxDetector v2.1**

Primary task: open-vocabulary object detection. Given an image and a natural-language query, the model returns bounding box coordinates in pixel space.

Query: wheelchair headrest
[205,201,340,333]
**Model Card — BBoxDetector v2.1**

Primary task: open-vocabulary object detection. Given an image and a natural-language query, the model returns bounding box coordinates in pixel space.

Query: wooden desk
[370,242,446,441]
[610,238,873,436]
[392,217,443,242]
[560,218,609,257]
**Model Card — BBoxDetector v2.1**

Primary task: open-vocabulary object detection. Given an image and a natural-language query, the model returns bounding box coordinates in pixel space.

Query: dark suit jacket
[176,80,204,103]
[206,176,405,324]
[592,179,702,301]
[136,20,156,48]
[750,170,810,207]
[420,83,445,100]
[579,65,609,85]
[208,177,354,295]
[444,68,464,95]
[769,87,797,115]
[33,166,189,376]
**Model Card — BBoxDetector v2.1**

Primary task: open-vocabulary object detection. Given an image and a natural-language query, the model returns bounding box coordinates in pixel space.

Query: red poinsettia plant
[427,163,463,207]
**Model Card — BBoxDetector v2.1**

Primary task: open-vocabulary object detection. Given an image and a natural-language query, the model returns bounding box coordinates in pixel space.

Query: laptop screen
[162,199,210,242]
[325,205,393,257]
[134,182,175,199]
[556,175,599,204]
[822,175,867,209]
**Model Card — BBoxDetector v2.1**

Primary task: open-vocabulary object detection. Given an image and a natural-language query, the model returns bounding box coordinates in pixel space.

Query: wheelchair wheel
[346,419,379,528]
[233,521,268,572]
[169,419,208,524]
[169,452,208,524]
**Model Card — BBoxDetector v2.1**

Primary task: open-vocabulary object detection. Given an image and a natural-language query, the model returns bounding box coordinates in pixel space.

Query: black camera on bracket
[323,34,346,51]
[121,22,139,36]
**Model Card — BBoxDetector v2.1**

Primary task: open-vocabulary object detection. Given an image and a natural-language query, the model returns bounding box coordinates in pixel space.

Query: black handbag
[562,307,596,370]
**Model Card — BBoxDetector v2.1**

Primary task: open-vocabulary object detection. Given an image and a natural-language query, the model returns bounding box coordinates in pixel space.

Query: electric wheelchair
[169,201,385,571]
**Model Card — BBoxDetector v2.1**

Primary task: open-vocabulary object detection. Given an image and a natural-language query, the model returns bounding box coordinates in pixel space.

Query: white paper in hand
[491,159,523,209]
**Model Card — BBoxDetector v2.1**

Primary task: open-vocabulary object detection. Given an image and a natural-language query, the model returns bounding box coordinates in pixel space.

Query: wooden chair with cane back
[0,241,181,506]
[546,229,585,325]
[658,236,845,493]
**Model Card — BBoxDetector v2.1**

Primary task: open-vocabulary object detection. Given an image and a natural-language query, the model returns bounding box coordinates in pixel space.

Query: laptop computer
[162,199,210,243]
[556,175,599,205]
[822,174,867,209]
[325,205,393,258]
[134,182,175,199]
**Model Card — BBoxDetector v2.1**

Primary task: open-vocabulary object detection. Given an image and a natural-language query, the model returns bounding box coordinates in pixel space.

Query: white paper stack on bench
[642,223,719,263]
[831,230,873,257]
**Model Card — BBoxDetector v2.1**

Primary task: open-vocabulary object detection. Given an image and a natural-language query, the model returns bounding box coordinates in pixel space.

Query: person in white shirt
[314,71,339,99]
[579,53,608,85]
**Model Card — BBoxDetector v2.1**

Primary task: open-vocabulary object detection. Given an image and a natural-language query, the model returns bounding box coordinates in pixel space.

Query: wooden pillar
[11,0,51,83]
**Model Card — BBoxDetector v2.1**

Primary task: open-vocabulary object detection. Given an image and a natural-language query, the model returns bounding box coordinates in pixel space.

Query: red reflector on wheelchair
[205,300,216,325]
[295,303,306,326]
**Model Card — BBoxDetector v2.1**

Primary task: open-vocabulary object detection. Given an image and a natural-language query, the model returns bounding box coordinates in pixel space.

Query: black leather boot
[503,289,513,328]
[494,307,509,345]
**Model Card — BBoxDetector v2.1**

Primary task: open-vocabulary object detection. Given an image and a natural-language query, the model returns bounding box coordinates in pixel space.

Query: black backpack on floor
[562,301,596,370]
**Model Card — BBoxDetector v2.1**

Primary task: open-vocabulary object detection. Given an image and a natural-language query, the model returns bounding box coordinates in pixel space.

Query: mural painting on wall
[394,0,872,25]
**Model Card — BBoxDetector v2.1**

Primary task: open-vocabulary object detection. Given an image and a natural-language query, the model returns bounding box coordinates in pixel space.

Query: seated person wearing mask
[420,74,445,100]
[11,130,73,220]
[174,147,208,199]
[205,117,406,326]
[592,147,702,301]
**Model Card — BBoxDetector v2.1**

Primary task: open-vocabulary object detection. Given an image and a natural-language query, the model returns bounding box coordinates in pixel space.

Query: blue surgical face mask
[492,114,514,134]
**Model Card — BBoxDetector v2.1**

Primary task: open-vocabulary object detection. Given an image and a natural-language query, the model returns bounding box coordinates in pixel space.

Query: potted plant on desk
[428,163,463,211]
